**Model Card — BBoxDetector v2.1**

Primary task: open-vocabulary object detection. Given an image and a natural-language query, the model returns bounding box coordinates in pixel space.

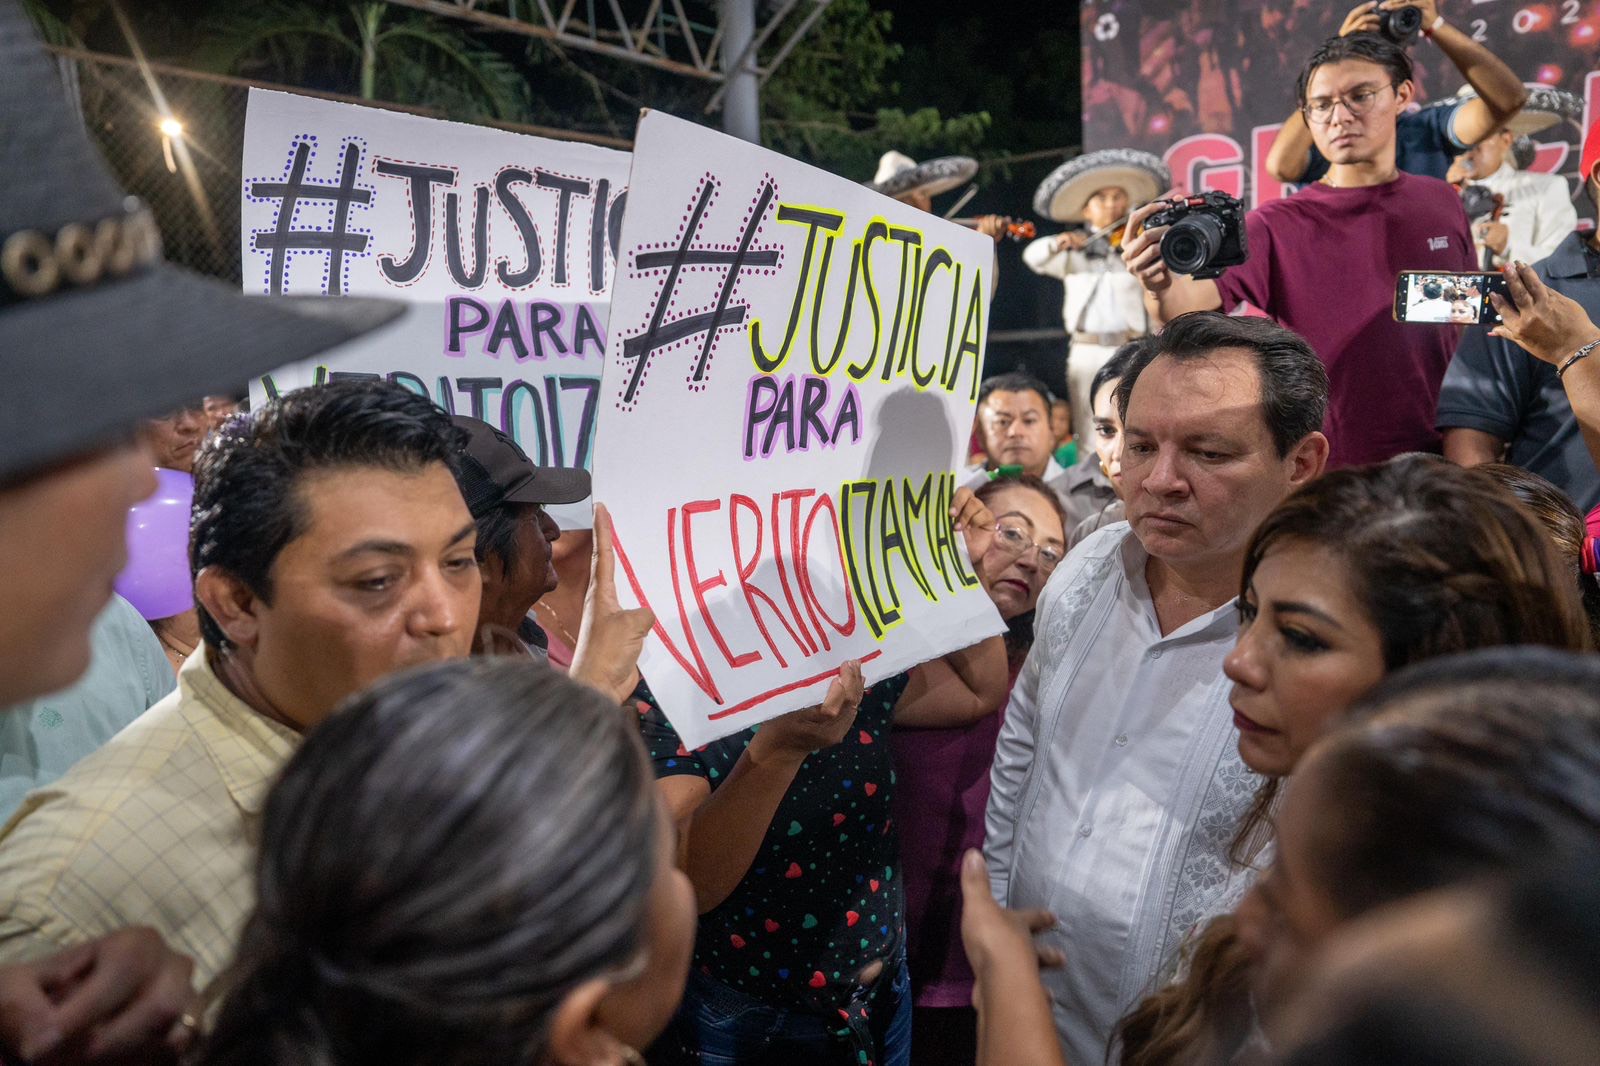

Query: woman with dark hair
[1276,849,1600,1066]
[892,474,1068,1064]
[1467,462,1600,642]
[1114,456,1591,1066]
[1246,647,1600,1043]
[1227,455,1588,780]
[960,647,1600,1066]
[195,658,696,1066]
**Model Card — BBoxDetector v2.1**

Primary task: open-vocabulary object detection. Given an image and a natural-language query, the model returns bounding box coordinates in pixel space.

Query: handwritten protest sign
[240,90,631,525]
[593,111,1006,747]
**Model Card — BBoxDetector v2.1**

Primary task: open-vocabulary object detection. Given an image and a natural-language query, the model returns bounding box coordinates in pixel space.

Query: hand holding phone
[1393,271,1510,327]
[1487,261,1600,367]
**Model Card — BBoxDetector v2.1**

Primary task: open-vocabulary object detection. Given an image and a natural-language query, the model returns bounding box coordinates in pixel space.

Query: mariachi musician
[1442,85,1580,269]
[867,150,1009,241]
[1024,149,1168,436]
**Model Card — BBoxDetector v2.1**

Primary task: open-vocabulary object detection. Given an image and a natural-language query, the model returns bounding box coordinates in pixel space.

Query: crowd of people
[5,0,1600,1064]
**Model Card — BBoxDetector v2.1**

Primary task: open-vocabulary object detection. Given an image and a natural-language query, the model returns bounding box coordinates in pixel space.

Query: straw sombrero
[867,151,978,200]
[1032,149,1170,223]
[1430,84,1583,137]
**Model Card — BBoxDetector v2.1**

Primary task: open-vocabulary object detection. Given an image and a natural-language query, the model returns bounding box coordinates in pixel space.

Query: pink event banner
[1081,0,1600,205]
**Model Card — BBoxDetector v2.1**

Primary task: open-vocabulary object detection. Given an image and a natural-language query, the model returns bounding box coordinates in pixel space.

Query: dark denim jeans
[654,962,913,1066]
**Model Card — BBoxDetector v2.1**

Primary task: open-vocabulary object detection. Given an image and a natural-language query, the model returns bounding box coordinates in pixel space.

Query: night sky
[874,0,1085,391]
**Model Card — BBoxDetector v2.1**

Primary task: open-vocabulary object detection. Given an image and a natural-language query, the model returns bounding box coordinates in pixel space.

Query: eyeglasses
[992,522,1065,571]
[1301,83,1396,125]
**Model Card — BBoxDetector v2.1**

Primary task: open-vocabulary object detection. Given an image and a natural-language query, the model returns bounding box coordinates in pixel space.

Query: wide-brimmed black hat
[0,0,401,483]
[452,415,592,518]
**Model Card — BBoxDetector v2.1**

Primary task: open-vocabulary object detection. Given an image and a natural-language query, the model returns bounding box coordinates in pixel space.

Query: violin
[952,216,1038,242]
[1000,219,1037,242]
[1066,213,1136,259]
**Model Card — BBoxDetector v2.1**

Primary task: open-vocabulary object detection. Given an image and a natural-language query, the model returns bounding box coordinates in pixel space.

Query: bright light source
[157,116,184,138]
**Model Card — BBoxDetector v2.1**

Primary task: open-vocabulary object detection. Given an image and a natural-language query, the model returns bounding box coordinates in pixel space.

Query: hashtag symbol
[248,139,372,296]
[618,177,780,407]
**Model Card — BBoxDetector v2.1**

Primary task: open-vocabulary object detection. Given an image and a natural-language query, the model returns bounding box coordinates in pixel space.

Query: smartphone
[1393,271,1510,326]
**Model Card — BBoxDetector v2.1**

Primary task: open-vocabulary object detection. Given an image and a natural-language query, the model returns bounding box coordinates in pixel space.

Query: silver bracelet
[1557,339,1600,378]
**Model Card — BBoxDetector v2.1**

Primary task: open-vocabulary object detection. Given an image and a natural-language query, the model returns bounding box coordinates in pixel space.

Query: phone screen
[1394,271,1509,326]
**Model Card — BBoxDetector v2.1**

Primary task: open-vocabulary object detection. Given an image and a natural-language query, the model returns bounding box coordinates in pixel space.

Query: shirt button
[1078,824,1094,837]
[1150,648,1163,660]
[1115,734,1129,746]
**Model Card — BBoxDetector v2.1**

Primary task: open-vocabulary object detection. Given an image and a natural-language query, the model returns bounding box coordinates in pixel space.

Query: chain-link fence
[52,48,632,286]
[59,52,248,283]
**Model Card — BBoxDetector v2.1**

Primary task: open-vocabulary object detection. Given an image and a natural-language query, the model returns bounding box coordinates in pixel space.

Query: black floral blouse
[637,671,910,1016]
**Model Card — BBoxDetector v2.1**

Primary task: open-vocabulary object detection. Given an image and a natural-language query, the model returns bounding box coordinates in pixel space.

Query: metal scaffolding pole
[719,0,759,142]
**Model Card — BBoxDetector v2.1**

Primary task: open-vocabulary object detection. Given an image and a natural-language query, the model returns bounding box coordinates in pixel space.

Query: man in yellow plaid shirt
[0,381,483,988]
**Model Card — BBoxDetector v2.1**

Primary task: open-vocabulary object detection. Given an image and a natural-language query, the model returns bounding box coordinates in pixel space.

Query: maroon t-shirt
[1214,173,1474,466]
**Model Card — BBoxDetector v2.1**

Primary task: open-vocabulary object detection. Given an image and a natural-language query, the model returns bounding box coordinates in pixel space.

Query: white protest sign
[593,110,1005,747]
[240,90,631,525]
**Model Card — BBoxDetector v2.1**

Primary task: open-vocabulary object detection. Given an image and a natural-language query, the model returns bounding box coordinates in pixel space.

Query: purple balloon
[114,468,195,621]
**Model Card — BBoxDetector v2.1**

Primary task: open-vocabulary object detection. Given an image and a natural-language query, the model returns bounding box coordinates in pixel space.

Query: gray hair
[197,658,659,1066]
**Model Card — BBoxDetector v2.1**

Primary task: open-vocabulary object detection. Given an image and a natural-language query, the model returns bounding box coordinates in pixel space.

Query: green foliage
[760,0,990,179]
[763,106,991,185]
[189,1,532,122]
[34,0,997,173]
[765,0,900,113]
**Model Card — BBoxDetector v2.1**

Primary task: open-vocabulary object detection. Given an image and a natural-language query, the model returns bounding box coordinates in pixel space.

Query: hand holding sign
[950,486,998,590]
[746,660,865,767]
[593,111,1005,746]
[570,502,656,703]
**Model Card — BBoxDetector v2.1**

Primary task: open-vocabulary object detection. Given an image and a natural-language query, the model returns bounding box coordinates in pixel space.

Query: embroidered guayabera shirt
[985,524,1261,1066]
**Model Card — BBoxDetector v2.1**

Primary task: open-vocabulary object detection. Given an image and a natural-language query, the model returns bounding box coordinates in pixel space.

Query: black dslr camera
[1145,192,1247,280]
[1459,184,1502,223]
[1378,3,1424,45]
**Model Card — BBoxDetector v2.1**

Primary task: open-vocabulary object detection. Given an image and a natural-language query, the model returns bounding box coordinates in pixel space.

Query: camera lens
[1390,5,1423,33]
[1160,215,1224,276]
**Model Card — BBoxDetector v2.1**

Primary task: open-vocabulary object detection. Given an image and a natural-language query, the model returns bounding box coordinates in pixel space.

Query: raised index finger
[589,501,616,590]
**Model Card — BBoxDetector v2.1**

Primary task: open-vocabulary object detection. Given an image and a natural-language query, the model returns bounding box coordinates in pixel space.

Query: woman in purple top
[891,474,1069,1065]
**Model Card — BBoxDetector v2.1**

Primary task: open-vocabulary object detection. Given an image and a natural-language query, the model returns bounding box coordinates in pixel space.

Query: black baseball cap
[451,414,592,518]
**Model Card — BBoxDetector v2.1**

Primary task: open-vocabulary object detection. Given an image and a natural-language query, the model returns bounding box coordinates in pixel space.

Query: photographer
[1487,262,1600,482]
[1436,124,1600,504]
[1265,0,1527,185]
[1123,33,1475,466]
[1437,121,1600,509]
